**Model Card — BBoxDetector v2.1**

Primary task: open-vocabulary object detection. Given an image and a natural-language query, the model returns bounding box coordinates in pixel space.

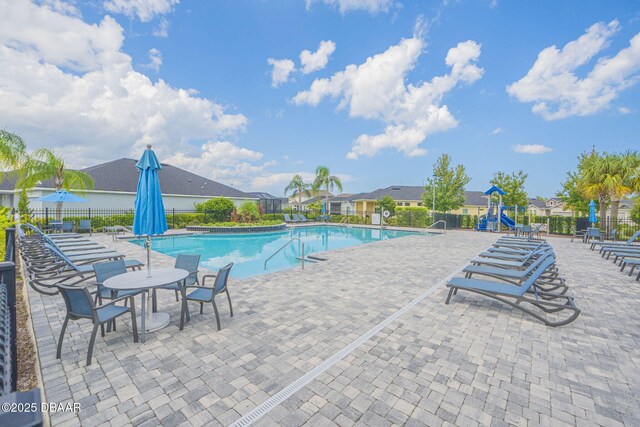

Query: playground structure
[476,185,520,232]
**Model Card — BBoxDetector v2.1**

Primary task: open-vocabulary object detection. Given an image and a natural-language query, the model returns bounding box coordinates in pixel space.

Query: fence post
[88,207,91,221]
[45,207,49,225]
[172,208,175,229]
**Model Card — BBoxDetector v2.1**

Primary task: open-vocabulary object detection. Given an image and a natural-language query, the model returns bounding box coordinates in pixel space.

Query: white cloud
[103,0,180,22]
[491,127,503,135]
[513,144,552,154]
[507,20,640,120]
[153,17,169,37]
[144,48,162,71]
[0,0,246,168]
[300,40,336,74]
[618,106,631,114]
[267,58,296,87]
[305,0,395,14]
[293,35,483,159]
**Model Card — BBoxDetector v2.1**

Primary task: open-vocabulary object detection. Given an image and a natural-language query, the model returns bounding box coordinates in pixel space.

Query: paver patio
[25,229,640,426]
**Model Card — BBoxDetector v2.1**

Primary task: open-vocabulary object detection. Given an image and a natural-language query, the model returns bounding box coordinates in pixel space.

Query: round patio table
[104,268,189,342]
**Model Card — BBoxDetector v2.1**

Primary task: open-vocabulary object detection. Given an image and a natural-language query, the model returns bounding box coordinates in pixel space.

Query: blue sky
[1,0,639,197]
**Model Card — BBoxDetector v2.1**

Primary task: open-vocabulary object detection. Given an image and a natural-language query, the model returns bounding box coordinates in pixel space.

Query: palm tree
[284,174,311,213]
[312,166,343,219]
[0,130,28,180]
[578,150,609,221]
[19,148,94,219]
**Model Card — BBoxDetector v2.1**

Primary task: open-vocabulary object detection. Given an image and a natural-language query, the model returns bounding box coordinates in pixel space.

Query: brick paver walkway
[25,229,640,426]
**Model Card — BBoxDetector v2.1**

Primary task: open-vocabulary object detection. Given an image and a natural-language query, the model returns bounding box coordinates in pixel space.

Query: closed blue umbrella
[588,200,598,227]
[133,145,168,277]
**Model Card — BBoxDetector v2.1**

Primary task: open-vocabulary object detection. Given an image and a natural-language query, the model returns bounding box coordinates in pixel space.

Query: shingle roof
[464,191,489,206]
[0,158,254,199]
[355,186,426,201]
[528,198,547,208]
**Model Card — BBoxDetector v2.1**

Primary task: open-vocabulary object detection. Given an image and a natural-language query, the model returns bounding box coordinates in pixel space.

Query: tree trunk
[55,181,63,221]
[610,198,620,231]
[298,193,302,213]
[599,194,607,226]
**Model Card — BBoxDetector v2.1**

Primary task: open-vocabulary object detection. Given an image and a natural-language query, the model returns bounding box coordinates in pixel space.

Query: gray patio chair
[62,221,74,233]
[77,219,92,235]
[445,257,580,327]
[183,263,233,331]
[56,284,138,365]
[93,260,142,306]
[152,254,201,327]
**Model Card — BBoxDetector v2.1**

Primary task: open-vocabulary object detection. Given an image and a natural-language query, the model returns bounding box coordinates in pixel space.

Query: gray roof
[301,196,325,205]
[0,158,254,199]
[528,198,547,208]
[246,192,280,200]
[355,186,426,201]
[464,191,489,206]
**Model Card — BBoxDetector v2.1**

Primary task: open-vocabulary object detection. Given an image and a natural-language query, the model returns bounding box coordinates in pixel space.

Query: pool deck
[26,230,640,426]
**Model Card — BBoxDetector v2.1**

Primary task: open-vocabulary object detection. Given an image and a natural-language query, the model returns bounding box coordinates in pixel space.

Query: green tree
[556,171,590,216]
[284,174,311,212]
[194,197,236,222]
[19,148,94,219]
[379,195,396,216]
[423,154,471,212]
[490,171,528,207]
[237,201,260,222]
[312,166,343,217]
[594,151,640,219]
[631,198,640,225]
[0,130,28,184]
[18,187,31,219]
[577,150,610,221]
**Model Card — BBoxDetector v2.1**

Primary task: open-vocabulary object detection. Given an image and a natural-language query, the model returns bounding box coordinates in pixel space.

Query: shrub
[0,207,15,260]
[238,201,260,223]
[194,197,235,222]
[395,207,430,228]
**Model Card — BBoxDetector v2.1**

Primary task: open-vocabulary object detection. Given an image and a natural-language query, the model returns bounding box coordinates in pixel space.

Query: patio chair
[77,219,92,235]
[152,254,201,327]
[283,214,295,223]
[56,284,138,365]
[183,263,233,330]
[93,260,142,306]
[445,257,580,327]
[62,221,75,233]
[292,214,302,222]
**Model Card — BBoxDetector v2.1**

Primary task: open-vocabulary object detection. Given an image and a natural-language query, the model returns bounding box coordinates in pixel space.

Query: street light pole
[432,175,436,223]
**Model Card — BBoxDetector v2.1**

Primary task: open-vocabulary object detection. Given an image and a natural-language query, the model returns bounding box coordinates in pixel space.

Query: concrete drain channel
[229,264,467,427]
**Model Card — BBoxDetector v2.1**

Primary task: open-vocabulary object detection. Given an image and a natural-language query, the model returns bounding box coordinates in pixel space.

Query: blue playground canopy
[484,185,506,195]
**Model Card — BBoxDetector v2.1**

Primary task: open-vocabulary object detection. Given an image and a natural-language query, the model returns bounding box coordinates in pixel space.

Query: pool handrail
[264,237,305,270]
[426,220,446,234]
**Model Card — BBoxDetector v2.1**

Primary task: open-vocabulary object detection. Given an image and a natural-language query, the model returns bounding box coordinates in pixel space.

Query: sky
[0,0,639,197]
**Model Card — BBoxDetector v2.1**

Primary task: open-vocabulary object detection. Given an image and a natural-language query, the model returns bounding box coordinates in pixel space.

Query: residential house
[245,192,289,213]
[0,158,257,210]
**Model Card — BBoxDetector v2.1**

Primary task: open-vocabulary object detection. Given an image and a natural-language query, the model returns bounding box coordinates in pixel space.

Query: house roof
[301,196,326,205]
[245,192,280,200]
[1,158,254,199]
[355,185,426,201]
[528,198,547,208]
[464,191,489,206]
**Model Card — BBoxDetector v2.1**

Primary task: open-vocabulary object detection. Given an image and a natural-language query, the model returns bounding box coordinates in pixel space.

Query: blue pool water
[131,226,418,279]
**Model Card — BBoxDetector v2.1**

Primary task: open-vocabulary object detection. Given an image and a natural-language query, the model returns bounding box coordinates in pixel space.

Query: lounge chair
[56,284,138,365]
[283,214,295,223]
[183,263,233,330]
[298,214,310,223]
[591,230,640,251]
[292,214,302,222]
[445,257,580,327]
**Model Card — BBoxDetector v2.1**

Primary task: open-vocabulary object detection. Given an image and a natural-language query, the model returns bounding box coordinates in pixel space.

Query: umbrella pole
[146,236,152,278]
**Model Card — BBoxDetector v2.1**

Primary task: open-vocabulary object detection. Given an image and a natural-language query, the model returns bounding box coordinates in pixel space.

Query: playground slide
[500,213,516,228]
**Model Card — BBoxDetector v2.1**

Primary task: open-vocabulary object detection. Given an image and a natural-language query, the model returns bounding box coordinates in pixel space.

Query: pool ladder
[426,220,447,234]
[264,237,306,270]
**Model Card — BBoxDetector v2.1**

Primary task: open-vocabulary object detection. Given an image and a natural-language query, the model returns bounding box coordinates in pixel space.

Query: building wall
[22,190,254,211]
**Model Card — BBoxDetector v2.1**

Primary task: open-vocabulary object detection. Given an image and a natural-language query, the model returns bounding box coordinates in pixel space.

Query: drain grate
[229,263,467,427]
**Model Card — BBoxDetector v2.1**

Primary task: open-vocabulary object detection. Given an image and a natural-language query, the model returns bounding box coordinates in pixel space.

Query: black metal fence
[1,228,17,396]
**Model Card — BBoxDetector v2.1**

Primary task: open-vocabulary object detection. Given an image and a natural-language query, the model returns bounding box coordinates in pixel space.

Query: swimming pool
[131,226,418,279]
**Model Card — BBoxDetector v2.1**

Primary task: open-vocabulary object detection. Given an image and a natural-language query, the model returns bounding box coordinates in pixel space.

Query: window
[418,202,423,206]
[404,202,410,206]
[397,202,402,206]
[462,208,468,215]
